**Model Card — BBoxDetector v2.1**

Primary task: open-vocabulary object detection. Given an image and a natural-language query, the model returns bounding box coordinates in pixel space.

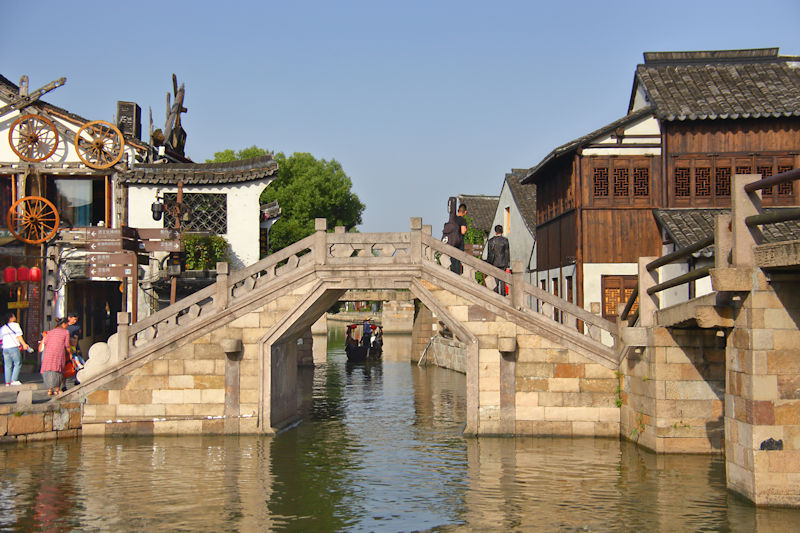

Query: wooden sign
[88,252,148,266]
[8,301,29,309]
[88,265,135,278]
[87,227,136,240]
[138,240,183,252]
[87,239,138,252]
[137,228,179,240]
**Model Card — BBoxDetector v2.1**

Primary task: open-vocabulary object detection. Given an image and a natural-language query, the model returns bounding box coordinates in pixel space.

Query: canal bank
[2,339,800,530]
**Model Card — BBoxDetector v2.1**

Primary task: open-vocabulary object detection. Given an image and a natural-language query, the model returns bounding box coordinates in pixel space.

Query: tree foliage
[208,146,364,254]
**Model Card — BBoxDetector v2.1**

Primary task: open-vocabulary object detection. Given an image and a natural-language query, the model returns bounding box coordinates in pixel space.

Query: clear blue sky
[3,1,799,232]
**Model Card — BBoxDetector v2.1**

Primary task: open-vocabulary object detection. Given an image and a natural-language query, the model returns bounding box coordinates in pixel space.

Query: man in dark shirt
[486,224,510,294]
[450,203,468,274]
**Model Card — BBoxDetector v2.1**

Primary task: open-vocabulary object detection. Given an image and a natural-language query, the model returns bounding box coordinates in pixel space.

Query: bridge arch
[67,218,619,437]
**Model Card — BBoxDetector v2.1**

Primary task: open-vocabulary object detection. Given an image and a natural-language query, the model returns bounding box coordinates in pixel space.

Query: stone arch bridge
[66,218,621,438]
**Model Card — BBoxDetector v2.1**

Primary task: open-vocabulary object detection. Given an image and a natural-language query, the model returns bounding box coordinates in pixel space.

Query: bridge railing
[128,234,317,353]
[420,231,618,348]
[122,217,620,358]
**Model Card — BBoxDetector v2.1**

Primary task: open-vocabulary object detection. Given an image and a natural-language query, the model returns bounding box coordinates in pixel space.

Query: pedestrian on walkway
[486,224,510,294]
[2,312,31,386]
[40,319,71,396]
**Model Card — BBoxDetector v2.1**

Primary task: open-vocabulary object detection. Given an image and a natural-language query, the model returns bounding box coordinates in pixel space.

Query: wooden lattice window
[695,167,711,197]
[715,167,731,196]
[164,193,227,234]
[758,165,774,196]
[735,165,752,176]
[778,166,794,195]
[614,168,629,197]
[601,275,638,320]
[633,168,649,197]
[593,168,609,197]
[675,168,690,197]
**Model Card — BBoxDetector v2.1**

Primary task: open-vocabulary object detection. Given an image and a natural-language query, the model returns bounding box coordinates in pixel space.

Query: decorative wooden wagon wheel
[8,114,59,162]
[7,196,60,244]
[75,120,124,169]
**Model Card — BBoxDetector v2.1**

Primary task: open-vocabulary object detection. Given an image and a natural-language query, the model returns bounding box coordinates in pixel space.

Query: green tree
[208,146,364,254]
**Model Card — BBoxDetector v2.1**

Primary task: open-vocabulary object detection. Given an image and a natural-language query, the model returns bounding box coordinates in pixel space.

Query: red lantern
[29,267,41,282]
[3,266,16,283]
[16,266,29,282]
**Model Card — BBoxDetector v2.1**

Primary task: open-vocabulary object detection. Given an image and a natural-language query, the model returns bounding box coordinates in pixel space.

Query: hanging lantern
[3,266,16,283]
[16,266,29,282]
[29,267,41,282]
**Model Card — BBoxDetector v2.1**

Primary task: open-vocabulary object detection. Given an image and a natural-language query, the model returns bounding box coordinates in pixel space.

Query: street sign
[137,228,179,240]
[88,252,148,266]
[87,239,138,252]
[88,265,135,278]
[139,240,184,252]
[87,226,136,240]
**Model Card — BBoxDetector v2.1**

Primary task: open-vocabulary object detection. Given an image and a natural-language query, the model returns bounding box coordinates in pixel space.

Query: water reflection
[1,330,799,531]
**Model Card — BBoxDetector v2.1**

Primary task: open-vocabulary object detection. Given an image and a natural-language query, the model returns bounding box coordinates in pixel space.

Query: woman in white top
[2,312,31,386]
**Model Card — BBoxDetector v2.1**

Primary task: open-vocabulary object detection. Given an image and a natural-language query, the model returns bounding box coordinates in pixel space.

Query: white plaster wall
[582,262,638,314]
[630,85,651,112]
[128,180,270,269]
[535,264,577,303]
[486,181,535,284]
[582,116,661,157]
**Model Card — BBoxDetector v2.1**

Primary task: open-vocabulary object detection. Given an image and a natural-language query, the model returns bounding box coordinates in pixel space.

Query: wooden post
[131,261,138,324]
[170,180,184,305]
[117,312,130,360]
[216,261,229,311]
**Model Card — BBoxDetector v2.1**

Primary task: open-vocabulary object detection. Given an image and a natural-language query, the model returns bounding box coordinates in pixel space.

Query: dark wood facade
[532,115,799,309]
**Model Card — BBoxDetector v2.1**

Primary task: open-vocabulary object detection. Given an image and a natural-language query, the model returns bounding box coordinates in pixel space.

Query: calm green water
[1,333,799,532]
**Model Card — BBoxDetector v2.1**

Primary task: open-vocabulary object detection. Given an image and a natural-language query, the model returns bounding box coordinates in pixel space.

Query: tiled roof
[505,169,537,234]
[123,155,279,185]
[652,208,800,257]
[458,194,499,234]
[633,48,800,121]
[521,106,654,184]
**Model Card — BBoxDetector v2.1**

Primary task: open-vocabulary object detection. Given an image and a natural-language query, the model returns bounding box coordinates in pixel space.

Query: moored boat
[345,320,383,362]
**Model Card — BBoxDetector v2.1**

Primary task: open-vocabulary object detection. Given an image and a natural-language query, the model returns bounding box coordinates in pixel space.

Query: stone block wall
[422,336,466,373]
[422,279,619,437]
[726,280,800,506]
[81,281,316,436]
[515,332,619,438]
[0,401,82,443]
[620,327,725,453]
[410,303,435,363]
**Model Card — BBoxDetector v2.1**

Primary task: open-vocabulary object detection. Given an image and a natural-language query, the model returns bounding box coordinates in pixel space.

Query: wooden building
[521,48,800,319]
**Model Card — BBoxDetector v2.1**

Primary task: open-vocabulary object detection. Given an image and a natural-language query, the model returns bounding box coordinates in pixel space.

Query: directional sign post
[139,240,184,252]
[88,265,135,278]
[88,252,148,266]
[87,239,138,252]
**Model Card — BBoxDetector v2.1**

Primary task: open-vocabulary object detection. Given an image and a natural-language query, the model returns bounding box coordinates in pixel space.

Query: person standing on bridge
[486,224,510,294]
[442,199,468,274]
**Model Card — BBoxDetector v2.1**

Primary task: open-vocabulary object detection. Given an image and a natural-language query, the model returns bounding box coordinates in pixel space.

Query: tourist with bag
[2,311,32,386]
[40,319,71,396]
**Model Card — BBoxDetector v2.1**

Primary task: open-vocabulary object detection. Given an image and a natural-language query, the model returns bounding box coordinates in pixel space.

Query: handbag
[64,358,77,378]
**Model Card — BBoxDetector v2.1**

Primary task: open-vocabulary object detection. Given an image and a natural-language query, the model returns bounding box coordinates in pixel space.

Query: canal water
[1,330,799,532]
